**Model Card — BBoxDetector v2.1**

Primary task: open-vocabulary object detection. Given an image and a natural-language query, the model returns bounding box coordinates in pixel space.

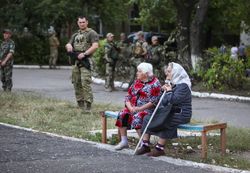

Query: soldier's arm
[65,33,76,52]
[142,42,148,56]
[1,42,15,65]
[1,52,13,66]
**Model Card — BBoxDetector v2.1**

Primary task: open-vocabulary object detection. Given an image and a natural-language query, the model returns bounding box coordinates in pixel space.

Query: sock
[121,136,128,144]
[155,143,165,151]
[142,140,149,147]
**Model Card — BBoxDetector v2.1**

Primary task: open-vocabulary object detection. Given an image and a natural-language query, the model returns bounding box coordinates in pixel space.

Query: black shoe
[147,148,165,157]
[135,145,151,155]
[85,102,92,112]
[77,101,85,108]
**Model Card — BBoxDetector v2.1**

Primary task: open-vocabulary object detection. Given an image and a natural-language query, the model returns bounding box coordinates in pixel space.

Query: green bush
[197,47,246,90]
[14,35,49,65]
[92,39,107,77]
[13,35,69,66]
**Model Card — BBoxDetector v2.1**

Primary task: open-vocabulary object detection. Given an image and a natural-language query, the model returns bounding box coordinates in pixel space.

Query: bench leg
[220,128,226,155]
[101,112,107,143]
[201,131,207,159]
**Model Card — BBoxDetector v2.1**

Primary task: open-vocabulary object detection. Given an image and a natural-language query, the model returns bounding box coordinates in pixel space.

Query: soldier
[146,36,164,81]
[48,29,60,69]
[129,31,148,87]
[103,33,119,92]
[65,16,99,111]
[116,33,131,80]
[0,29,15,92]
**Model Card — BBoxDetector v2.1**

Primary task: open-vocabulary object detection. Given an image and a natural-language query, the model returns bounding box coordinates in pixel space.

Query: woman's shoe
[135,145,151,155]
[114,142,129,150]
[147,148,165,157]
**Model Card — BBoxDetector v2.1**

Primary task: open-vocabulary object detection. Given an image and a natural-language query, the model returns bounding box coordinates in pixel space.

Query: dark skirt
[142,107,190,139]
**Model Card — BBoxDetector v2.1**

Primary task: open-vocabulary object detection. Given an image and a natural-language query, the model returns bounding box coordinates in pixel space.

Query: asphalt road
[0,124,218,173]
[12,68,250,128]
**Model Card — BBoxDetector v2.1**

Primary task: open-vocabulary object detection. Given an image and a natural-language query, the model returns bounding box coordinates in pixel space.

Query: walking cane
[133,90,167,155]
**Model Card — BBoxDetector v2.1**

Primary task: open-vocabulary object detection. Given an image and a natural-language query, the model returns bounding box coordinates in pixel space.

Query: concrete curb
[1,122,249,173]
[14,65,250,102]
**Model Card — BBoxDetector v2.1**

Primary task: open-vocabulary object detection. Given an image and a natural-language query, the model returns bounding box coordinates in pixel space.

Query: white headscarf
[168,62,191,89]
[137,62,153,77]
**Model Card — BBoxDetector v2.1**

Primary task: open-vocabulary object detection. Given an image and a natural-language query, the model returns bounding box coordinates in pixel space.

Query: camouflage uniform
[104,40,119,91]
[0,34,15,91]
[147,44,164,81]
[129,39,148,86]
[68,28,99,108]
[116,37,131,80]
[49,33,60,69]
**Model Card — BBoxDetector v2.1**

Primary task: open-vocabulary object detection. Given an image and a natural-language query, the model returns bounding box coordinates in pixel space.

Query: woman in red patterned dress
[115,62,162,150]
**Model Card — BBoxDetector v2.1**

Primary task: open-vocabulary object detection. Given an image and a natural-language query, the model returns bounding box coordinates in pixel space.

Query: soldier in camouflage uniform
[48,30,60,69]
[0,29,15,92]
[116,33,131,81]
[103,33,119,92]
[146,36,164,82]
[65,16,99,111]
[129,31,148,87]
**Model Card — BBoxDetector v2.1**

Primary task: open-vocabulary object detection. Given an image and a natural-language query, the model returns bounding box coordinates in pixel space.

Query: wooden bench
[100,111,227,159]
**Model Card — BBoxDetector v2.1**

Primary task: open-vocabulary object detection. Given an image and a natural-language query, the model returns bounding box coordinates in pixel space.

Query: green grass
[1,91,250,170]
[0,91,120,140]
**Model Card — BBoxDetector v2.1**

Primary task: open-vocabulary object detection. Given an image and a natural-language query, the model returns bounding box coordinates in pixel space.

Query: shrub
[92,39,107,77]
[197,47,246,90]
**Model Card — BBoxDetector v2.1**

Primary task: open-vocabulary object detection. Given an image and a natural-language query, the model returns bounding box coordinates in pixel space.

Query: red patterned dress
[115,76,161,129]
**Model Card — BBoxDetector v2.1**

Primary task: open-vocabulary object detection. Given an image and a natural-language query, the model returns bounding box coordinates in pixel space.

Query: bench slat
[104,111,206,131]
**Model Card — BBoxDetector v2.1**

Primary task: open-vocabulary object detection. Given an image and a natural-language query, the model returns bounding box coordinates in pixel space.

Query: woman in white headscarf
[136,62,192,157]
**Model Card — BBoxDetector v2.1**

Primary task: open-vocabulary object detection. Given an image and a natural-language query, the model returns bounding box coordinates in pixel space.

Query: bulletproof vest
[73,29,92,52]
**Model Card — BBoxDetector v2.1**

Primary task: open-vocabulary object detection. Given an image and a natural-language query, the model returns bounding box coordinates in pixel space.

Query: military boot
[77,100,85,109]
[85,102,92,113]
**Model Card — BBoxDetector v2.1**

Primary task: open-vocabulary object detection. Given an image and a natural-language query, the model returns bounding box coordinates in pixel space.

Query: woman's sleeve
[162,83,190,105]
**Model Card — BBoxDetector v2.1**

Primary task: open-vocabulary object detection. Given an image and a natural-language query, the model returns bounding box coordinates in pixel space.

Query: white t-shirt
[230,46,238,60]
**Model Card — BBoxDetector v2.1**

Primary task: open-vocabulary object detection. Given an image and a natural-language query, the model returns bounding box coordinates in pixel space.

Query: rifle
[67,51,91,70]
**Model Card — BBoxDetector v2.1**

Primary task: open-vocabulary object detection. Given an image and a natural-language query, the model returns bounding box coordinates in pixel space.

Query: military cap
[3,29,12,34]
[106,33,114,38]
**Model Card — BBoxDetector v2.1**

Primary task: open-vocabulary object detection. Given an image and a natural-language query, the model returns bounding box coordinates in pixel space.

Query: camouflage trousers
[71,65,93,104]
[0,63,13,91]
[128,57,144,87]
[49,48,58,68]
[105,62,116,89]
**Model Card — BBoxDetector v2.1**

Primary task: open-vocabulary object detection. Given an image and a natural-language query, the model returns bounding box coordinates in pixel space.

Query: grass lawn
[0,91,250,171]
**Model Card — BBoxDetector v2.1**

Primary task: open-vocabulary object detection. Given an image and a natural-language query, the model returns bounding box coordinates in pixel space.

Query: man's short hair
[78,15,88,21]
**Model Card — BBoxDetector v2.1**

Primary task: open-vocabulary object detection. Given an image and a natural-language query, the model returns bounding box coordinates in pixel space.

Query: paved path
[12,68,250,128]
[0,124,240,173]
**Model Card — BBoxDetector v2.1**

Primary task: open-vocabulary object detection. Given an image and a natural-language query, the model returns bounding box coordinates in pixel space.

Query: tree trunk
[190,0,209,71]
[173,0,195,71]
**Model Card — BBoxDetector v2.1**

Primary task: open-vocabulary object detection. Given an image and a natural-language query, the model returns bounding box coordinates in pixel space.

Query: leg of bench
[101,112,107,143]
[201,130,207,159]
[220,127,226,155]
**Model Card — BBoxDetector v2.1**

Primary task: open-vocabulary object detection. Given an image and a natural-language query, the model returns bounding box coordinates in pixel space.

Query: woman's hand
[162,83,172,91]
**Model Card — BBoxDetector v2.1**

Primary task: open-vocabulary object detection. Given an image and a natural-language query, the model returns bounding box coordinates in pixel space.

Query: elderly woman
[135,62,192,157]
[115,62,162,150]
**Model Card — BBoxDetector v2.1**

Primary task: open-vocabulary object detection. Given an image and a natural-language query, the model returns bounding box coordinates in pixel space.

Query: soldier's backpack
[133,41,144,56]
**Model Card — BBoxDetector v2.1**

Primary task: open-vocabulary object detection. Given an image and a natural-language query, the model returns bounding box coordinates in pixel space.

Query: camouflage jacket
[0,39,15,61]
[147,44,163,65]
[104,41,119,63]
[49,35,60,47]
